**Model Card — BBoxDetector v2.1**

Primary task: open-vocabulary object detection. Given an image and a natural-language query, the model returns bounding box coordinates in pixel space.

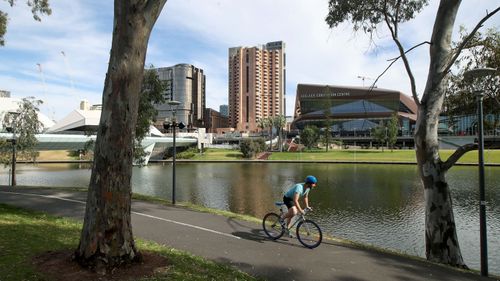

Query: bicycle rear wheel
[262,212,285,240]
[296,219,322,248]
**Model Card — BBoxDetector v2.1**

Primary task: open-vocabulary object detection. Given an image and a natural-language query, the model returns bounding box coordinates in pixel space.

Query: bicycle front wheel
[262,212,285,240]
[296,219,322,248]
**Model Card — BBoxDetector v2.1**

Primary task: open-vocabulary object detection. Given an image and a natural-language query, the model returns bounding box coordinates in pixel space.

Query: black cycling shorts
[283,195,294,209]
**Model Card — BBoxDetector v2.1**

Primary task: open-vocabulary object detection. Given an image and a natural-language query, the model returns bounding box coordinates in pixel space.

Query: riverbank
[1,186,496,281]
[33,148,500,166]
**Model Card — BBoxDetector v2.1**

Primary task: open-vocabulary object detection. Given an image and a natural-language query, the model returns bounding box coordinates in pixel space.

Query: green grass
[191,148,244,160]
[0,203,260,281]
[176,147,500,164]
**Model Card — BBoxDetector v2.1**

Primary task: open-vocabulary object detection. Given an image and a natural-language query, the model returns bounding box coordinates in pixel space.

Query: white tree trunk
[415,0,466,267]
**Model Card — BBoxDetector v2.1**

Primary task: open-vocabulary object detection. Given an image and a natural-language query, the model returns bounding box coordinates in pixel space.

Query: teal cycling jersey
[284,183,310,199]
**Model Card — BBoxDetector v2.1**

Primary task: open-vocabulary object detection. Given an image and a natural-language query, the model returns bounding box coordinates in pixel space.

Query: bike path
[0,186,496,281]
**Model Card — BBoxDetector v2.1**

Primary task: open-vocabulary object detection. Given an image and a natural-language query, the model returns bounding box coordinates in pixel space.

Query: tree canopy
[444,27,500,118]
[1,97,43,163]
[0,0,51,46]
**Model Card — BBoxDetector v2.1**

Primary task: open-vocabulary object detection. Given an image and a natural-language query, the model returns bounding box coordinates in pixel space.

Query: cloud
[1,0,498,121]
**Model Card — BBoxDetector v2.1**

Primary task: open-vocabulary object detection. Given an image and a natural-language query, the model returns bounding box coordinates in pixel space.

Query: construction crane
[357,75,373,87]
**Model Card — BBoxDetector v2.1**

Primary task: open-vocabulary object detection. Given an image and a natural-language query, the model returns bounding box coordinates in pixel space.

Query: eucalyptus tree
[372,121,387,151]
[387,114,399,151]
[444,27,500,131]
[326,0,499,267]
[300,125,319,150]
[0,0,51,46]
[74,0,168,273]
[1,97,43,162]
[133,66,166,165]
[1,97,43,186]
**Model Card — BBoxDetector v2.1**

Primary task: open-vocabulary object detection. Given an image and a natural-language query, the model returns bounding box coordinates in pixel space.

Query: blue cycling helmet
[305,175,318,184]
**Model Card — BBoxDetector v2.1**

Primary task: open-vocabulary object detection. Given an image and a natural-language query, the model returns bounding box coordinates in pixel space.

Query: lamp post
[163,100,185,205]
[6,111,20,186]
[464,67,498,277]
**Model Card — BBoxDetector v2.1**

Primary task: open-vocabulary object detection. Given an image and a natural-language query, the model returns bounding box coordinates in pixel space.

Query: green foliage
[257,117,269,134]
[239,138,266,158]
[387,114,399,150]
[325,0,428,34]
[176,147,198,159]
[1,97,43,163]
[372,121,387,150]
[300,125,320,150]
[134,66,167,164]
[0,0,51,46]
[444,27,500,125]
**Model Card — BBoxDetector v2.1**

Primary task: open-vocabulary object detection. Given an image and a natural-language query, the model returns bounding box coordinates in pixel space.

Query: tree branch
[442,6,500,76]
[382,10,420,105]
[441,143,478,171]
[387,41,431,62]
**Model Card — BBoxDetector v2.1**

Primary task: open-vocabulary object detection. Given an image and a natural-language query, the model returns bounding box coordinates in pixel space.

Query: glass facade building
[154,64,206,129]
[292,84,417,136]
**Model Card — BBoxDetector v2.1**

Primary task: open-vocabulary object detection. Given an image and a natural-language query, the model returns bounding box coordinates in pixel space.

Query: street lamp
[464,67,498,277]
[6,111,20,186]
[163,100,185,205]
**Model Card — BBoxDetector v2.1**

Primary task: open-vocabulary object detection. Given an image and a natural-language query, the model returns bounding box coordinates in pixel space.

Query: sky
[0,0,498,121]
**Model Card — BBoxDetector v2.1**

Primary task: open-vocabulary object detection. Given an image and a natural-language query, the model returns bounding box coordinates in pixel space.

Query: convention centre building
[291,84,418,137]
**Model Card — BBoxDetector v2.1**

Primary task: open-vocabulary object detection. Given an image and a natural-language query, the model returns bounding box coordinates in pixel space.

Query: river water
[1,162,499,275]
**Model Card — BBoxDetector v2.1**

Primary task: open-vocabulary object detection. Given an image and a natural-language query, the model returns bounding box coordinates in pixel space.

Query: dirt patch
[33,250,170,281]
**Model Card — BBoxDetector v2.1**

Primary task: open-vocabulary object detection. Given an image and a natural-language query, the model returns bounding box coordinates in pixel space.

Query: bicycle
[262,202,323,249]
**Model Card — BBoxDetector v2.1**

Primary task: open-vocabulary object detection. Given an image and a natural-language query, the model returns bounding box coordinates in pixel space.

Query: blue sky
[0,0,498,121]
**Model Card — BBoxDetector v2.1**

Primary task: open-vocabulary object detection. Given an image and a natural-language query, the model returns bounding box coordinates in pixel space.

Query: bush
[177,147,198,159]
[240,138,266,158]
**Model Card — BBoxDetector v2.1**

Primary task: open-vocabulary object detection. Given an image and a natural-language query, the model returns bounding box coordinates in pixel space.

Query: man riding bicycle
[281,175,318,231]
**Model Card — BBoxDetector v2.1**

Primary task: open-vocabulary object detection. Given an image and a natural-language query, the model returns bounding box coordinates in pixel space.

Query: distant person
[281,175,318,231]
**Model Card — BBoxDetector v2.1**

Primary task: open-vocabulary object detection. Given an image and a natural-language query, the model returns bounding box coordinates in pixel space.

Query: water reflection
[1,162,499,274]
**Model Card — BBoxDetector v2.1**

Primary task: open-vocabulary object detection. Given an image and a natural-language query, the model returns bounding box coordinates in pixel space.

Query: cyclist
[281,175,318,232]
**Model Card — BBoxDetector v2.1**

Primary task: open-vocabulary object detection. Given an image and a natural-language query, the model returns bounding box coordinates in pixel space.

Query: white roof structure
[0,97,55,132]
[48,109,101,132]
[49,108,164,137]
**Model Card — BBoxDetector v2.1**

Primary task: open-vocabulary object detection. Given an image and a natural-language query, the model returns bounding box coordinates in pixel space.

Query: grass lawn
[36,148,500,164]
[190,148,500,164]
[269,149,500,164]
[0,203,259,281]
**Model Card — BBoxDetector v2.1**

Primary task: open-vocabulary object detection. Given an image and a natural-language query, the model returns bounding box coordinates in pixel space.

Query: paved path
[0,186,497,281]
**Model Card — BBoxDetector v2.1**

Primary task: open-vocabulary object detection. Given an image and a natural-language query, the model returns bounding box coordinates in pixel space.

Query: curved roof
[292,84,418,127]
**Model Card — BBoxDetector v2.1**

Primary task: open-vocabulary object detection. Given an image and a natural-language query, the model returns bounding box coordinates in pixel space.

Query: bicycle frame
[277,202,310,230]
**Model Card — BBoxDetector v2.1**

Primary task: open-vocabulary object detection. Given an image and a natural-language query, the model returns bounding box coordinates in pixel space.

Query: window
[246,96,249,122]
[246,66,249,93]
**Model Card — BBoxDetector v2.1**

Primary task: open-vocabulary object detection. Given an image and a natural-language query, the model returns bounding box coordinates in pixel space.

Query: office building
[204,108,229,133]
[219,104,228,117]
[228,41,286,132]
[154,64,206,129]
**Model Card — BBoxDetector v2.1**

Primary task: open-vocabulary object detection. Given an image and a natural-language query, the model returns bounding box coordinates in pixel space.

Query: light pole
[6,111,20,186]
[464,67,498,277]
[163,100,185,205]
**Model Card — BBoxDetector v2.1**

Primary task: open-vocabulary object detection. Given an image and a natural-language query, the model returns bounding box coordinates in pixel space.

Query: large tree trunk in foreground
[75,0,166,272]
[415,0,466,267]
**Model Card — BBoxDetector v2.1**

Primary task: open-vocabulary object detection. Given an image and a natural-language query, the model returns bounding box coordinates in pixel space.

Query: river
[1,162,499,275]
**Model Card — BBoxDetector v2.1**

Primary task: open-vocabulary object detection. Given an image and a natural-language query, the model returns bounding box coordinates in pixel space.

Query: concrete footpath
[0,186,497,281]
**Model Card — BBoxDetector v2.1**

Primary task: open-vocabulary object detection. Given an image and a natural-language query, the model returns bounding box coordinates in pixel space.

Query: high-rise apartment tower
[228,41,286,132]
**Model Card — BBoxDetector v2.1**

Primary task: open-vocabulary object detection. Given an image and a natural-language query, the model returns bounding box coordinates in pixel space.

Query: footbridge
[0,133,198,164]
